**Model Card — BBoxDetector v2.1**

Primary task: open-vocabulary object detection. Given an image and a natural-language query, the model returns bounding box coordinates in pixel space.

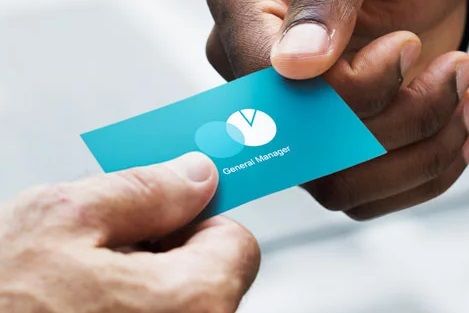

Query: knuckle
[404,80,445,139]
[423,147,449,180]
[40,183,72,203]
[327,61,397,118]
[406,75,433,101]
[115,165,198,212]
[416,100,443,139]
[287,4,326,25]
[306,173,357,211]
[3,241,53,266]
[4,183,91,239]
[17,183,75,217]
[116,168,168,202]
[288,0,356,25]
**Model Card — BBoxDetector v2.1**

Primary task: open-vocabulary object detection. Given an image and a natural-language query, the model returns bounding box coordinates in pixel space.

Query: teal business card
[82,68,386,218]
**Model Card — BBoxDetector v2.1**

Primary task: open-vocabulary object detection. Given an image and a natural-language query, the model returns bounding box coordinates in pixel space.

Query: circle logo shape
[227,109,277,147]
[195,121,245,158]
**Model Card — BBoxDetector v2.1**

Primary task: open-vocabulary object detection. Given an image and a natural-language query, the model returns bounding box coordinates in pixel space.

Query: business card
[82,68,386,218]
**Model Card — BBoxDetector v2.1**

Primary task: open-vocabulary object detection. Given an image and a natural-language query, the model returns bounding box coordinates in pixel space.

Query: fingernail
[400,42,421,77]
[457,62,469,100]
[167,152,214,182]
[272,22,331,57]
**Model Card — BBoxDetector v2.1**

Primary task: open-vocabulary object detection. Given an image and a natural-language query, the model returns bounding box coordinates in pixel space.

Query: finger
[152,217,260,312]
[345,156,467,221]
[46,152,219,247]
[366,52,469,150]
[306,113,467,211]
[207,0,285,77]
[206,26,236,81]
[271,0,364,79]
[325,31,421,118]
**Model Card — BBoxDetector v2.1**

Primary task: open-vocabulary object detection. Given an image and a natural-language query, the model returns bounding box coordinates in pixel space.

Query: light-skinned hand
[0,152,260,313]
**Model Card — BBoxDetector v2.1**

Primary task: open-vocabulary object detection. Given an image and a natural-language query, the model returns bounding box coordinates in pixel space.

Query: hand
[0,153,260,313]
[206,1,469,220]
[211,26,469,219]
[306,33,468,220]
[206,0,466,80]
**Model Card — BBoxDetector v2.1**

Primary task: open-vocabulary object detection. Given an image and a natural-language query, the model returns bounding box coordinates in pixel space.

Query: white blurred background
[0,1,468,312]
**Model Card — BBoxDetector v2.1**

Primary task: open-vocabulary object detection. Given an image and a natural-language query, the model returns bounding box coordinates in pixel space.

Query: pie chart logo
[195,109,277,158]
[227,109,277,146]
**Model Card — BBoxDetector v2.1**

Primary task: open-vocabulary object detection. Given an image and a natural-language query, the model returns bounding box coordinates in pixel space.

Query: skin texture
[0,153,260,313]
[206,0,469,220]
[206,0,467,80]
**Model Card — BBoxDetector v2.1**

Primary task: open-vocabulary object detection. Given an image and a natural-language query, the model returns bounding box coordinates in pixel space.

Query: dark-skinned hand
[206,0,469,219]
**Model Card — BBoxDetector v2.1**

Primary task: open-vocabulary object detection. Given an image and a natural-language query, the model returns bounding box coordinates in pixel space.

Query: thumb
[51,152,218,247]
[271,0,363,80]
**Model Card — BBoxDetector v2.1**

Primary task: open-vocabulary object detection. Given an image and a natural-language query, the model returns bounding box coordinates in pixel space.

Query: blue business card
[82,68,386,217]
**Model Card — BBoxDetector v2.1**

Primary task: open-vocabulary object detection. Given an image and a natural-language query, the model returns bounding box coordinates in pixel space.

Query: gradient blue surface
[82,68,386,217]
[195,121,245,158]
